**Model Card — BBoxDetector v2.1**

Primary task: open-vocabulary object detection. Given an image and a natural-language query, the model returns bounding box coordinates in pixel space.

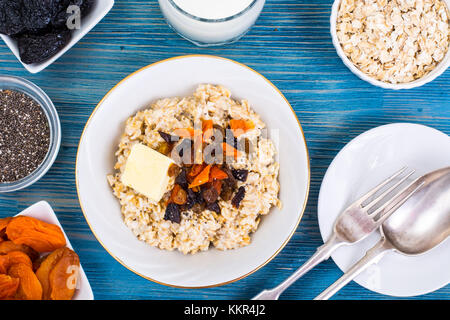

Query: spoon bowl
[384,167,450,255]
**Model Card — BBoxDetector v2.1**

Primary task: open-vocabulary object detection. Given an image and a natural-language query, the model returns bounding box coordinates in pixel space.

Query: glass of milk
[158,0,266,46]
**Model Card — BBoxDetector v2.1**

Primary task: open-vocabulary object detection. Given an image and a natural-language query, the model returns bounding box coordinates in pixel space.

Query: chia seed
[0,90,50,183]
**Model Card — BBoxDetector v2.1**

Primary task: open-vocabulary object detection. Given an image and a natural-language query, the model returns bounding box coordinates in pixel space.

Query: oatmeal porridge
[107,85,281,254]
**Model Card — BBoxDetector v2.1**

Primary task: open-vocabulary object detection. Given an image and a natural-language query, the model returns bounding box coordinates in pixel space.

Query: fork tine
[355,167,407,206]
[370,179,425,224]
[365,169,415,211]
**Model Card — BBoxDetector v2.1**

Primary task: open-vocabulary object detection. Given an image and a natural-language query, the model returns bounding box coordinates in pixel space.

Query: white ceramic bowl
[15,201,94,300]
[0,1,114,74]
[76,55,310,288]
[330,0,450,90]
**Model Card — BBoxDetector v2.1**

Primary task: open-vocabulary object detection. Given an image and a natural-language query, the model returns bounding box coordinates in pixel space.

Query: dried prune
[202,186,219,204]
[158,131,178,144]
[17,29,72,64]
[1,0,96,64]
[164,203,181,224]
[0,1,25,35]
[175,168,188,189]
[232,169,248,182]
[231,186,246,209]
[206,202,221,214]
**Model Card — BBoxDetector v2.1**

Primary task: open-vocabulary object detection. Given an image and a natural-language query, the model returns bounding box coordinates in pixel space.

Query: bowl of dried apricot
[0,201,92,300]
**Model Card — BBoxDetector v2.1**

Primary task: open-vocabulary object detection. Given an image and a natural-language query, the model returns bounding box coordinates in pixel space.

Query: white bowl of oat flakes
[76,55,310,288]
[331,0,450,89]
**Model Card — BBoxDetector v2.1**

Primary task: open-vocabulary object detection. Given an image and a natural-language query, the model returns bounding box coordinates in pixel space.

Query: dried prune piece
[231,186,246,209]
[158,131,178,144]
[232,169,248,182]
[164,203,181,224]
[175,168,188,189]
[17,29,72,64]
[206,202,221,214]
[202,186,219,204]
[0,0,24,35]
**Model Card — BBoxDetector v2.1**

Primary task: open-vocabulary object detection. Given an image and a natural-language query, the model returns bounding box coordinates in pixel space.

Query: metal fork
[252,167,418,300]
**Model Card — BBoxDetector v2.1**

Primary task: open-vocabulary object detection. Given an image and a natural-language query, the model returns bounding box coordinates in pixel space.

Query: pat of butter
[121,143,175,203]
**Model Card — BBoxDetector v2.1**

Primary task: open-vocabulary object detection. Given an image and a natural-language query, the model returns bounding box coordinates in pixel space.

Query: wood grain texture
[0,0,449,300]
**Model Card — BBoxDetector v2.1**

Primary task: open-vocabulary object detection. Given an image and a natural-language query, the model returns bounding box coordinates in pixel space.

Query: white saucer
[318,123,450,297]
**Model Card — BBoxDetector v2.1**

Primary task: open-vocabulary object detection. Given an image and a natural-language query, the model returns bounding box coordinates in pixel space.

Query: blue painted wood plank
[0,0,449,300]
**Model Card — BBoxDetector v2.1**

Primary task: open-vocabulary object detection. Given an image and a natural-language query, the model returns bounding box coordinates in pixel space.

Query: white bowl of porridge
[76,55,310,288]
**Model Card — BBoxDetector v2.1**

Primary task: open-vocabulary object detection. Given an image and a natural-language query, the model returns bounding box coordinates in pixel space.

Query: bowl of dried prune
[0,0,114,73]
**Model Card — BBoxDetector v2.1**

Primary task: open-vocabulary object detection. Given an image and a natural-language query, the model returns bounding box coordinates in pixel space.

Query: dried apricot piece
[0,217,12,233]
[8,263,42,300]
[6,216,66,252]
[48,249,80,300]
[0,241,39,261]
[0,255,9,274]
[0,274,19,300]
[35,248,66,299]
[36,247,79,300]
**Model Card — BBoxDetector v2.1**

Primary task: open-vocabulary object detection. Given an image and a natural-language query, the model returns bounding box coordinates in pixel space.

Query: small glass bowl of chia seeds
[0,76,61,192]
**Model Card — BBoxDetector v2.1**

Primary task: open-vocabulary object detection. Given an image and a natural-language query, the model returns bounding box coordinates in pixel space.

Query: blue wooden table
[0,0,449,300]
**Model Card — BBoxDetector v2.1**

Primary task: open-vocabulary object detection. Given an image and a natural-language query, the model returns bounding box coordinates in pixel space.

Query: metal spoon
[315,167,450,300]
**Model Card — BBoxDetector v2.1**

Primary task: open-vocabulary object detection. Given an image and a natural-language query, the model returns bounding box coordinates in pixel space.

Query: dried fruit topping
[175,168,188,188]
[229,119,255,137]
[0,274,20,300]
[175,138,193,162]
[232,169,248,182]
[209,166,228,181]
[169,184,187,205]
[206,202,221,214]
[6,216,66,253]
[202,119,214,141]
[188,164,211,188]
[232,186,246,209]
[222,142,242,159]
[164,203,181,224]
[158,131,178,144]
[211,179,222,195]
[191,202,206,214]
[202,186,219,204]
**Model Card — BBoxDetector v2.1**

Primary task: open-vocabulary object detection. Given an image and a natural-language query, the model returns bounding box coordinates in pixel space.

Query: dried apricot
[0,274,19,300]
[0,251,32,273]
[36,247,79,300]
[0,217,12,233]
[8,263,42,300]
[48,249,79,300]
[0,241,39,261]
[6,216,66,252]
